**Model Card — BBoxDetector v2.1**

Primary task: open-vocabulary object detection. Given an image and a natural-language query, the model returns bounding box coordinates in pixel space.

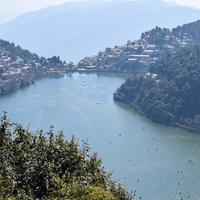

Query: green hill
[114,45,200,132]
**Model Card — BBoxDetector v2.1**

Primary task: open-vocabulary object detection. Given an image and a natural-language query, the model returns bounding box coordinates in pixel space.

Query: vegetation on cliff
[114,45,200,132]
[0,113,133,200]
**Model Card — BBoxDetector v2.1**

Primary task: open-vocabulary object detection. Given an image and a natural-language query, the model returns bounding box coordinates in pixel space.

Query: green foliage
[141,20,200,50]
[141,26,171,48]
[172,20,200,42]
[0,113,133,200]
[87,186,119,200]
[114,45,200,131]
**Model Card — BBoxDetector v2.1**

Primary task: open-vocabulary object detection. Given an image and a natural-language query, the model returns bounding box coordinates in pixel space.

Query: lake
[0,72,200,200]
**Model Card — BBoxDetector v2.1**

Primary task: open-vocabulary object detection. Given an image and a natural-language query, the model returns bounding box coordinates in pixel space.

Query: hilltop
[77,20,200,73]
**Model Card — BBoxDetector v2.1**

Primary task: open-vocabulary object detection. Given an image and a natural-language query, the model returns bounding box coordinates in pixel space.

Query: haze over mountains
[1,0,200,62]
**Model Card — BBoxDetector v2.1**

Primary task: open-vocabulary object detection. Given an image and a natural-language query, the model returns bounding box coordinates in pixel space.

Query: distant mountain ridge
[1,0,200,62]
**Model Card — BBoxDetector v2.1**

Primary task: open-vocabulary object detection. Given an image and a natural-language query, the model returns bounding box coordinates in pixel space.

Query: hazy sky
[166,0,200,8]
[0,0,85,25]
[0,0,200,25]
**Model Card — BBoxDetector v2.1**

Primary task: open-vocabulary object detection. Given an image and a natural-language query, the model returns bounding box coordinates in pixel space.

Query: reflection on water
[0,73,200,200]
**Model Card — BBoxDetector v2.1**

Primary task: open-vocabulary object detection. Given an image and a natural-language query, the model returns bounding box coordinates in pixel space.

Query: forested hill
[172,20,200,43]
[77,20,200,73]
[0,39,72,95]
[114,45,200,132]
[141,20,200,49]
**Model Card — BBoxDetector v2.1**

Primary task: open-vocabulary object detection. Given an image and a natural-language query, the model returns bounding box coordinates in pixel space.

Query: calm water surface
[0,73,200,200]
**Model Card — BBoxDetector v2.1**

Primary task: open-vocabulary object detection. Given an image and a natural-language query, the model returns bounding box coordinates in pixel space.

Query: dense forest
[114,45,200,132]
[0,113,133,200]
[141,20,200,48]
[172,20,200,43]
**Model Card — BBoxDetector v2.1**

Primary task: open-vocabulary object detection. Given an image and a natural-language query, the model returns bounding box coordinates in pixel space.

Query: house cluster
[0,46,70,95]
[0,26,196,93]
[0,51,33,92]
[143,72,160,84]
[77,40,159,72]
[77,30,193,72]
[0,52,31,75]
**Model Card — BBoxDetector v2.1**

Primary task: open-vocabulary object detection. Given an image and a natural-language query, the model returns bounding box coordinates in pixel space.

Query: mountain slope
[0,39,70,95]
[114,45,200,132]
[77,20,200,73]
[1,0,200,62]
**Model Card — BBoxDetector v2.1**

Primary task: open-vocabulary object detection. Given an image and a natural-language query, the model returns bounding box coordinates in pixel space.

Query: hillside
[2,19,200,95]
[1,0,200,62]
[0,39,71,95]
[77,20,200,73]
[172,20,200,42]
[114,45,200,132]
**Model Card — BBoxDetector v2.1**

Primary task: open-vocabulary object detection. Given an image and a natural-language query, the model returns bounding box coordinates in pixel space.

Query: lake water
[0,72,200,200]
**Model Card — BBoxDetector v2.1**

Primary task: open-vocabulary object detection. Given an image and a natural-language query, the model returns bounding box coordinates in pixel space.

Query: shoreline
[114,93,200,134]
[0,69,133,96]
[0,71,67,96]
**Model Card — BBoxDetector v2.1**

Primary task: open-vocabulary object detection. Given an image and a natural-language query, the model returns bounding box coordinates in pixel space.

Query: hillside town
[0,40,71,95]
[0,24,199,95]
[77,27,196,72]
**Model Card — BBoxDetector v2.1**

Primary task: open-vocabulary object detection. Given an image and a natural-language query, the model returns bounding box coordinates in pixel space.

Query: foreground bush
[0,113,133,200]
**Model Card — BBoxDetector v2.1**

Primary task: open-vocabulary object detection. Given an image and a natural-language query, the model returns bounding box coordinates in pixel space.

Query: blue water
[0,72,200,200]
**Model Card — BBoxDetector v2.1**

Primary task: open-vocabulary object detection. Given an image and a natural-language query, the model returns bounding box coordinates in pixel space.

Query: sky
[0,0,86,25]
[165,0,200,8]
[0,0,200,25]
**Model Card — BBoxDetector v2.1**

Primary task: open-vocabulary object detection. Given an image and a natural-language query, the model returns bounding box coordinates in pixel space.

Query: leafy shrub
[0,113,133,200]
